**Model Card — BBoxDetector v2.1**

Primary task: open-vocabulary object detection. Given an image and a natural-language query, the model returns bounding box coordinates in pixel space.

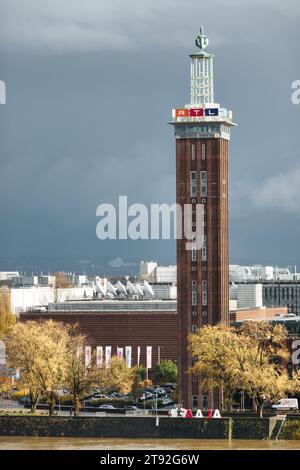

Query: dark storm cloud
[0,0,299,266]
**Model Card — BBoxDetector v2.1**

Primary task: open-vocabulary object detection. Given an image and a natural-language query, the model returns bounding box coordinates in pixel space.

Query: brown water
[0,437,299,450]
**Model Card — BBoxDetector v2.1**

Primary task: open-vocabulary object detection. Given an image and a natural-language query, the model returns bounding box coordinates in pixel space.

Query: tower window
[202,236,207,262]
[202,280,208,306]
[201,143,206,159]
[191,144,196,160]
[200,171,207,197]
[190,171,197,197]
[191,240,197,262]
[192,325,198,333]
[192,281,197,306]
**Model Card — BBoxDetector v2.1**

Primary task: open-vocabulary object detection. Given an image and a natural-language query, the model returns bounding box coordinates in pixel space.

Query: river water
[0,437,299,450]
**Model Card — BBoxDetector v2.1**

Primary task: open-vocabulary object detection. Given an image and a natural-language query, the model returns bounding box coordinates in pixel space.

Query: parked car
[98,404,117,410]
[159,384,177,390]
[19,397,32,405]
[90,394,111,400]
[109,392,125,399]
[123,406,139,411]
[272,398,298,411]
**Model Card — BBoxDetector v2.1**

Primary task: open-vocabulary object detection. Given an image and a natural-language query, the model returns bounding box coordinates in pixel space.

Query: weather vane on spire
[195,26,209,51]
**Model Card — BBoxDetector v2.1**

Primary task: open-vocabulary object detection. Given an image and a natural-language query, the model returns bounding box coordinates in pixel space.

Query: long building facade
[20,300,177,372]
[172,28,235,408]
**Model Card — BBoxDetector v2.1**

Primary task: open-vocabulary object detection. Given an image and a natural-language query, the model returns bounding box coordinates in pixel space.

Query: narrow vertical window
[192,280,197,306]
[192,240,197,262]
[190,171,197,197]
[200,171,207,197]
[191,143,196,160]
[202,280,208,306]
[202,235,207,262]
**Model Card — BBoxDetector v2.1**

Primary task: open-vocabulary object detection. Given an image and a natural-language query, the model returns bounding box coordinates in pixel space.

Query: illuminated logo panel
[174,107,219,117]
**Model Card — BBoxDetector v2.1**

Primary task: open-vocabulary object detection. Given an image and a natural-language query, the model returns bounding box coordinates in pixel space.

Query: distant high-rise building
[171,28,235,408]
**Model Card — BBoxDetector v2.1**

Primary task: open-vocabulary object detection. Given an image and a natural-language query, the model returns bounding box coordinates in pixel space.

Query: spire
[195,25,209,52]
[190,27,214,106]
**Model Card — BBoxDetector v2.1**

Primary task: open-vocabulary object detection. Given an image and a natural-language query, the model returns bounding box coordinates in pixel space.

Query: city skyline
[0,0,299,268]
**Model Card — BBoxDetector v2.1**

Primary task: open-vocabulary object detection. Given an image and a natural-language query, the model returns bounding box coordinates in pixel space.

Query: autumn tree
[97,356,135,395]
[0,288,16,336]
[5,320,70,415]
[153,360,178,384]
[235,322,292,417]
[189,324,241,410]
[64,333,97,416]
[189,321,295,417]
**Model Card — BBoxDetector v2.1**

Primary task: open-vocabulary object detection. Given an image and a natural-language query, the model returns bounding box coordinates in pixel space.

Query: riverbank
[0,415,283,439]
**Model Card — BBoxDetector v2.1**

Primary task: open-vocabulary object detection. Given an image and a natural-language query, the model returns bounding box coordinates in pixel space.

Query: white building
[156,266,177,284]
[143,284,177,300]
[0,271,19,281]
[139,261,157,282]
[139,261,177,284]
[236,284,263,309]
[8,286,95,314]
[230,264,300,282]
[12,275,39,287]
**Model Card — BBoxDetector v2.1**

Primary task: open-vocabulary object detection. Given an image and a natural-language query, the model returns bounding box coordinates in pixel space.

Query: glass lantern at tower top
[190,26,214,106]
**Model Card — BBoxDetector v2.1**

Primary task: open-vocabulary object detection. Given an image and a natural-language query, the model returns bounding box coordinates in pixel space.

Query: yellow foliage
[0,288,16,336]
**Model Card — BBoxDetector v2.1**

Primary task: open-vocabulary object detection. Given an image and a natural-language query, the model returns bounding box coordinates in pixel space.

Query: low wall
[231,417,276,439]
[280,417,300,440]
[0,416,276,439]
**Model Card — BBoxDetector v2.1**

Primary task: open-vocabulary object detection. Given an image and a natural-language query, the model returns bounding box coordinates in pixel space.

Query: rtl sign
[175,108,219,117]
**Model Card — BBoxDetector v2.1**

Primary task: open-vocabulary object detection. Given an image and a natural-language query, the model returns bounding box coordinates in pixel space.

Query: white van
[271,398,298,411]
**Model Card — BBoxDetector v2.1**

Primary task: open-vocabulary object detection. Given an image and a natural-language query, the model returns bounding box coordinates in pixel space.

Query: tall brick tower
[171,27,235,409]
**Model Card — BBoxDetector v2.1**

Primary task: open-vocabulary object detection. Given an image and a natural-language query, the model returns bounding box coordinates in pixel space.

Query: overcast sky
[0,0,299,269]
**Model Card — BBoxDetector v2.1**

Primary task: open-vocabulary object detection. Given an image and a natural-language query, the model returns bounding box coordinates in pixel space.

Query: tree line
[188,322,300,417]
[1,319,177,416]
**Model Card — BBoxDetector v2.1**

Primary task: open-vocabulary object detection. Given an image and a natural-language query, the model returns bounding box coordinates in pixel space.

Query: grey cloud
[0,1,299,267]
[1,0,299,52]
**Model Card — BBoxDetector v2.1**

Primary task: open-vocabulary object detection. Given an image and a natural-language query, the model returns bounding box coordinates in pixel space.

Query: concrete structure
[139,261,177,284]
[12,275,39,287]
[236,284,263,309]
[5,286,94,313]
[263,282,300,316]
[143,284,177,300]
[0,271,19,281]
[230,265,300,282]
[156,266,177,284]
[139,261,158,282]
[172,28,235,408]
